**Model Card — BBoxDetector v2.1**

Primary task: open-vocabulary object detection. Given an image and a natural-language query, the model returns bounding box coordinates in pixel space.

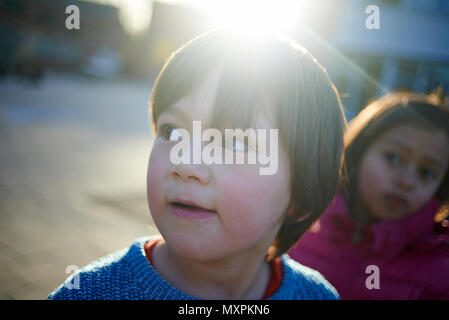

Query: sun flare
[194,0,300,34]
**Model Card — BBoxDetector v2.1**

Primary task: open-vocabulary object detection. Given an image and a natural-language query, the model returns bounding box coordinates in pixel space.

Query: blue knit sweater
[48,236,339,300]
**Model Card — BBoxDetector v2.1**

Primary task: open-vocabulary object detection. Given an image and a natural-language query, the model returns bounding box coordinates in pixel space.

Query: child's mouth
[169,201,217,220]
[384,194,409,211]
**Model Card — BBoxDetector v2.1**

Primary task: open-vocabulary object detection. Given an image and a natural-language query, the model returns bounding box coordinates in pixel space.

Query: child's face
[146,70,292,261]
[357,125,449,221]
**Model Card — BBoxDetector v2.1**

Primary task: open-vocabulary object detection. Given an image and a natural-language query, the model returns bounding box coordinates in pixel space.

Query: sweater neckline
[123,236,308,300]
[142,236,283,299]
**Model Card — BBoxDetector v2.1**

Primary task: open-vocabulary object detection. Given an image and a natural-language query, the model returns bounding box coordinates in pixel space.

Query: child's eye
[418,167,437,182]
[223,135,253,152]
[384,152,401,166]
[232,137,248,152]
[159,124,182,142]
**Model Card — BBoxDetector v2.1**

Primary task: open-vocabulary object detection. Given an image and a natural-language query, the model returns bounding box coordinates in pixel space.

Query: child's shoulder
[273,255,340,300]
[47,236,156,300]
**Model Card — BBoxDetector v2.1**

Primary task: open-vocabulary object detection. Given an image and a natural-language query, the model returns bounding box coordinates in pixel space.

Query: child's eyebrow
[420,149,448,169]
[383,139,446,169]
[383,139,413,153]
[159,105,190,122]
[421,156,446,170]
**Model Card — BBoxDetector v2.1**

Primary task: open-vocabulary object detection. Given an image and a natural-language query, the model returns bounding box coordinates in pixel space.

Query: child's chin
[166,235,227,261]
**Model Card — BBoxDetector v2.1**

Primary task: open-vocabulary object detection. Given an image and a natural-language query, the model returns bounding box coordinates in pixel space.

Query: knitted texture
[48,236,339,300]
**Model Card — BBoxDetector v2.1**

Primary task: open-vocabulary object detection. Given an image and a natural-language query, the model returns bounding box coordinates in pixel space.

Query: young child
[289,91,449,299]
[48,30,346,300]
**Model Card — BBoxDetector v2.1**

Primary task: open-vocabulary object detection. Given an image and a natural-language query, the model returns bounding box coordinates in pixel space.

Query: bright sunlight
[193,0,301,34]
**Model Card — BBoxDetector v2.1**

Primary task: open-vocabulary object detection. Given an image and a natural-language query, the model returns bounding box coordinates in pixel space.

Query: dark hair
[149,30,346,260]
[342,90,449,221]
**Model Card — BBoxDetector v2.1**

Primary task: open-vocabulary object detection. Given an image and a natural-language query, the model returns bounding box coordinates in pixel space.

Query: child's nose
[172,163,210,185]
[394,165,416,191]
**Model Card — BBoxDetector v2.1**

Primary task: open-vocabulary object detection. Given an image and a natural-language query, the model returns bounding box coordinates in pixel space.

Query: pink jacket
[289,192,449,299]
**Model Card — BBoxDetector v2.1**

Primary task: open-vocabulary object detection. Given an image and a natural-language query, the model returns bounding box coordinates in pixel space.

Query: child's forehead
[170,68,222,119]
[160,68,278,130]
[376,125,449,164]
[161,98,276,130]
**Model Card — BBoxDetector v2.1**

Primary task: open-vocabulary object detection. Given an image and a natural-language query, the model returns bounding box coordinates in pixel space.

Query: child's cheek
[146,144,170,218]
[218,169,286,242]
[358,154,391,217]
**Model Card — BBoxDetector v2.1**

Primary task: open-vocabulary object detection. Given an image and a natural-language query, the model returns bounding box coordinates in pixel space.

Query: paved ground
[0,72,160,299]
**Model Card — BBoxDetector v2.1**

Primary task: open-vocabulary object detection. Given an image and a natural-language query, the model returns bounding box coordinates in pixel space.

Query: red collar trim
[143,237,283,299]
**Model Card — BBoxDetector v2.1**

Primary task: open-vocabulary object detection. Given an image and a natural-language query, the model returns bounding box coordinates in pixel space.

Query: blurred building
[142,0,449,117]
[1,0,447,115]
[322,0,449,117]
[0,0,127,80]
[126,1,210,78]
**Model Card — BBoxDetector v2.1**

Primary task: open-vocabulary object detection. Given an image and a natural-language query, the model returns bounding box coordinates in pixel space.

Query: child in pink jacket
[289,91,449,299]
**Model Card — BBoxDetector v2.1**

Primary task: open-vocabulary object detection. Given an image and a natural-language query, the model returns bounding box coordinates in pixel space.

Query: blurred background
[0,0,448,299]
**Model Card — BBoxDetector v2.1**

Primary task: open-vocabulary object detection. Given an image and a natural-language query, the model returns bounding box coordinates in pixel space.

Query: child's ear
[286,203,310,221]
[296,212,310,222]
[286,202,295,217]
